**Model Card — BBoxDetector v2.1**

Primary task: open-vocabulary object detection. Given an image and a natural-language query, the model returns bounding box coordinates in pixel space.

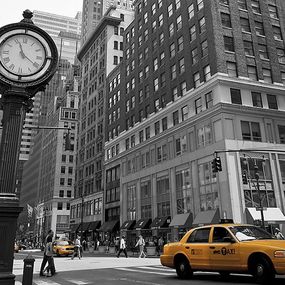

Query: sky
[0,0,83,27]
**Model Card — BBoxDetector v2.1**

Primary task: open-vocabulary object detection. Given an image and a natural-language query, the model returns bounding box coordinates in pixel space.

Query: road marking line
[66,281,89,284]
[138,266,175,272]
[116,267,174,276]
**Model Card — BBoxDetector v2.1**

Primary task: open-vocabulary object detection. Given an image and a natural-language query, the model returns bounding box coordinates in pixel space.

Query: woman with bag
[43,236,56,277]
[135,235,146,258]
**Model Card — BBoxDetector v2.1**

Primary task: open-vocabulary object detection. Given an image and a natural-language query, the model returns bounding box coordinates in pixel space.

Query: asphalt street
[14,250,285,285]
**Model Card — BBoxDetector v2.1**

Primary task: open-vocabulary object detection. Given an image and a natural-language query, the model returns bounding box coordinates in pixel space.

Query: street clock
[0,10,58,93]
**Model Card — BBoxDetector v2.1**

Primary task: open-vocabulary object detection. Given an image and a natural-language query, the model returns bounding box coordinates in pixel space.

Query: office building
[71,6,134,242]
[104,0,285,243]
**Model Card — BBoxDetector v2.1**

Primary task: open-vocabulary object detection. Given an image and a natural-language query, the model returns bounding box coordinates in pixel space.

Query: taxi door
[209,226,241,271]
[184,227,211,270]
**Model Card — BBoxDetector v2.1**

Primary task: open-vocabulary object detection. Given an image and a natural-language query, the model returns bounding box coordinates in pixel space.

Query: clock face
[0,34,46,77]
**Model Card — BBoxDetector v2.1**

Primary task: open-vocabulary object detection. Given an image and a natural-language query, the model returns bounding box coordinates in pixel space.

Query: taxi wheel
[175,258,193,279]
[251,257,275,284]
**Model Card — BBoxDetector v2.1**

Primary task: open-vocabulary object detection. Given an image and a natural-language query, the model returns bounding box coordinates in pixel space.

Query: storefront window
[241,157,275,207]
[198,162,218,211]
[141,179,152,218]
[127,184,136,220]
[175,168,193,214]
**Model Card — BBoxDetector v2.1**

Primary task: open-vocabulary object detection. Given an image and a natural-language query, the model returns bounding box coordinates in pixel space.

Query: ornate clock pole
[0,10,58,284]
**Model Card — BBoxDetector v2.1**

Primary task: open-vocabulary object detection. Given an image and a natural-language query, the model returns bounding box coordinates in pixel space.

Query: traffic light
[242,170,248,184]
[212,157,222,173]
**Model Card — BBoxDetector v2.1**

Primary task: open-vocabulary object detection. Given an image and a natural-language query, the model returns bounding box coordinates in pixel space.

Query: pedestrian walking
[135,235,146,258]
[117,236,128,258]
[39,229,54,277]
[115,237,120,253]
[71,236,82,259]
[158,236,164,255]
[43,236,56,277]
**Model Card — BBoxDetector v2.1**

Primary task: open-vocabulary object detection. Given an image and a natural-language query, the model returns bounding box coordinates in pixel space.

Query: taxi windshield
[57,241,73,246]
[229,225,274,241]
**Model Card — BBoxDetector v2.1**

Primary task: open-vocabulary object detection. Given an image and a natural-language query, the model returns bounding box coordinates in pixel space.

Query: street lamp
[0,11,58,284]
[242,155,266,229]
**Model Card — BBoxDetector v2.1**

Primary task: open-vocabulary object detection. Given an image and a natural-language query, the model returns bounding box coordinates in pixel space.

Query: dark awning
[88,220,101,230]
[134,218,152,230]
[169,213,193,228]
[151,216,171,229]
[78,222,90,232]
[99,220,119,232]
[192,209,220,226]
[120,220,136,230]
[70,224,80,232]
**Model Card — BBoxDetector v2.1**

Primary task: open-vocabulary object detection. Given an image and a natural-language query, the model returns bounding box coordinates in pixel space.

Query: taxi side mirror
[223,237,235,243]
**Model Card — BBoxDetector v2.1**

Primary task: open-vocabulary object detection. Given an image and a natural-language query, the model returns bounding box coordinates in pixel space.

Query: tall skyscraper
[104,0,285,243]
[70,6,134,241]
[81,0,134,45]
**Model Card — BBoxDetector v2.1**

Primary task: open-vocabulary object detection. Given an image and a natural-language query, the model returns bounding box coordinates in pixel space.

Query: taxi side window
[213,227,231,243]
[187,228,210,243]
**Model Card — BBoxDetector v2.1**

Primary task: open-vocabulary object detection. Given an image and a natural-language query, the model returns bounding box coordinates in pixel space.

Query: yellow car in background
[160,223,285,283]
[52,240,74,256]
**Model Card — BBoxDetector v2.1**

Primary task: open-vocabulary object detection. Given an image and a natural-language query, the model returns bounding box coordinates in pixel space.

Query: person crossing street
[116,236,128,258]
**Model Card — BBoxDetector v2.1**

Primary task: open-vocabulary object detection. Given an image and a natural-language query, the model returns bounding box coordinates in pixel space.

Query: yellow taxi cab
[52,239,74,256]
[160,221,285,283]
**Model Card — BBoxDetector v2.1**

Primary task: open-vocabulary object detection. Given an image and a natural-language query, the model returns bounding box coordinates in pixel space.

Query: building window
[173,111,179,126]
[169,22,174,37]
[252,92,263,107]
[192,48,198,65]
[59,190,64,197]
[194,72,201,88]
[195,97,202,114]
[179,58,185,74]
[267,94,278,109]
[263,69,272,83]
[221,13,231,28]
[251,0,261,14]
[241,121,261,141]
[268,4,278,19]
[247,65,258,80]
[205,91,213,109]
[238,0,247,10]
[154,78,159,92]
[57,202,63,210]
[278,125,285,143]
[197,0,204,10]
[162,117,168,131]
[171,64,177,80]
[231,88,242,105]
[170,43,176,58]
[277,48,285,64]
[224,36,235,52]
[255,21,265,36]
[190,25,196,41]
[181,81,187,96]
[258,44,269,60]
[199,17,206,34]
[172,87,179,101]
[227,61,237,77]
[197,125,212,147]
[177,36,183,52]
[155,121,160,135]
[188,3,194,19]
[244,41,254,56]
[145,127,150,140]
[201,40,208,57]
[176,15,182,30]
[273,26,282,41]
[240,17,251,33]
[204,65,211,81]
[181,106,188,121]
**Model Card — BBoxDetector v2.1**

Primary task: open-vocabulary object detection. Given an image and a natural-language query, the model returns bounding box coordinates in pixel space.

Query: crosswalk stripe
[138,266,175,272]
[66,281,89,284]
[116,267,174,276]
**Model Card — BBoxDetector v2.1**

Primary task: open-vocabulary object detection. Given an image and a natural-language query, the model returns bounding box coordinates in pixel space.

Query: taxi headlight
[274,251,285,258]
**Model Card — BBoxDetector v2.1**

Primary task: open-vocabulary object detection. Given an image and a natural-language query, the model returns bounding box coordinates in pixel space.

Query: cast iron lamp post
[0,10,58,284]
